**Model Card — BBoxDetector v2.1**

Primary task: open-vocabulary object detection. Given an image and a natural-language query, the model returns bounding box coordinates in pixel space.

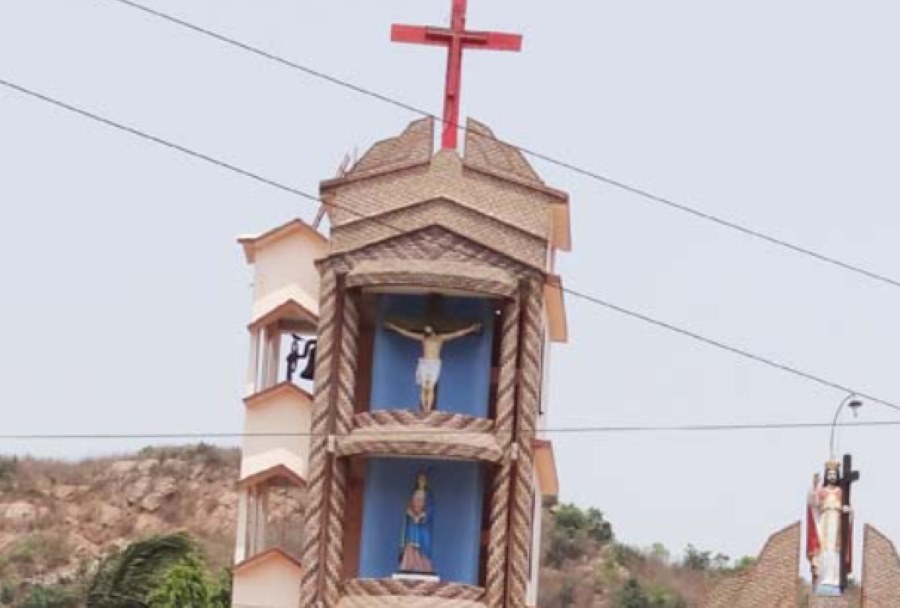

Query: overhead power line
[3,419,900,441]
[2,76,900,418]
[102,0,900,292]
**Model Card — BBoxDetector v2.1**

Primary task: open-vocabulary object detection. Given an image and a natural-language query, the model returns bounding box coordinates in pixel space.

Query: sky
[2,0,900,571]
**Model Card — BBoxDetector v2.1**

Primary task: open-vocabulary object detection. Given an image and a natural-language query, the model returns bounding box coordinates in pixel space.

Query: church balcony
[337,578,486,608]
[336,411,502,463]
[233,473,305,566]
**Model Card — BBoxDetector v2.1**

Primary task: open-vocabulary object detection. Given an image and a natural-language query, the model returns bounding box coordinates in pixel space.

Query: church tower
[231,220,326,607]
[295,117,570,608]
[232,3,571,607]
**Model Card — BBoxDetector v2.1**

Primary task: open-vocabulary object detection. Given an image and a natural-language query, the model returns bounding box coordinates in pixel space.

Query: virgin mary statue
[398,472,435,575]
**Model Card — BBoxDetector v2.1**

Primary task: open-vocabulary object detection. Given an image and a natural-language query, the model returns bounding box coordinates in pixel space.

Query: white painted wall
[241,387,312,479]
[232,553,302,608]
[252,226,326,306]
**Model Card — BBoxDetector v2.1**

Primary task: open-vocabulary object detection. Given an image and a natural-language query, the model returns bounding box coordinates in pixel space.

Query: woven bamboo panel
[323,145,554,240]
[506,281,544,607]
[353,411,494,432]
[346,258,517,298]
[330,199,547,271]
[321,294,361,607]
[494,298,521,440]
[483,297,521,608]
[335,597,485,608]
[299,271,340,606]
[336,429,503,463]
[483,457,512,608]
[463,119,545,188]
[336,118,433,183]
[342,579,484,600]
[321,226,542,284]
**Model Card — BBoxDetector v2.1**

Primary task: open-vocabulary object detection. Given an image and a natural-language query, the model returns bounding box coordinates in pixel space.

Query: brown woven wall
[321,295,361,607]
[298,270,339,606]
[862,524,900,607]
[483,298,520,608]
[299,274,359,608]
[702,522,801,608]
[506,281,544,607]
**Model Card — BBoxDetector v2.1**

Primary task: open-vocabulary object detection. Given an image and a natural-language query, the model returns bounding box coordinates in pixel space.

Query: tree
[731,556,756,572]
[84,533,195,607]
[0,584,14,606]
[148,558,219,608]
[554,504,613,544]
[584,507,614,543]
[711,552,731,571]
[616,578,649,608]
[648,543,671,564]
[682,544,712,571]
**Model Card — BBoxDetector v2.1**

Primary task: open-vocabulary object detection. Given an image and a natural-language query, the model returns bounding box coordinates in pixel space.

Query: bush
[616,578,649,608]
[545,504,614,567]
[0,457,17,489]
[8,534,71,573]
[554,504,613,544]
[682,544,711,571]
[147,557,231,608]
[0,584,14,605]
[20,585,78,608]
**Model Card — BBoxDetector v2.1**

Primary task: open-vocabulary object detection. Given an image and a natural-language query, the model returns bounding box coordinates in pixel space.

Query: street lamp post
[829,394,863,460]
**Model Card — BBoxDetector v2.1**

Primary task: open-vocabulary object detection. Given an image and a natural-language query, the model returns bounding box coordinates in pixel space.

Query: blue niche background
[370,294,494,416]
[358,458,485,584]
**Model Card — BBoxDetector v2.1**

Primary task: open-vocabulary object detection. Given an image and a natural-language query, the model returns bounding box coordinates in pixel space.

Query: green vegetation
[2,533,229,608]
[147,557,230,608]
[20,585,79,608]
[0,457,17,490]
[545,503,614,568]
[539,503,737,607]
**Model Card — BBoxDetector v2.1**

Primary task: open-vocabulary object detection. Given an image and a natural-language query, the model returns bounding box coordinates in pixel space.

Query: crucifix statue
[384,295,482,413]
[806,455,859,596]
[391,0,523,150]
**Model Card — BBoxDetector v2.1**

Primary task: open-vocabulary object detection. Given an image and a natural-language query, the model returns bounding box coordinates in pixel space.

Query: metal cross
[391,0,523,150]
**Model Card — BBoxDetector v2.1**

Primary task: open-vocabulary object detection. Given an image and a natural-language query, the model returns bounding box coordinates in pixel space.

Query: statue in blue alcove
[398,472,436,575]
[385,322,482,413]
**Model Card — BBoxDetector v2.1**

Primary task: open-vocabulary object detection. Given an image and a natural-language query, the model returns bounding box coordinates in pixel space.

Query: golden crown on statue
[825,460,841,472]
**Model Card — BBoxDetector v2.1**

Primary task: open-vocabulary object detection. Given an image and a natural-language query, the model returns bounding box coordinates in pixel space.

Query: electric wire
[102,0,900,292]
[2,75,899,418]
[2,419,900,441]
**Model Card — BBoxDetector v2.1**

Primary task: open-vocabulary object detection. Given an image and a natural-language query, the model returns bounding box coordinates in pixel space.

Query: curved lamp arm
[829,394,863,459]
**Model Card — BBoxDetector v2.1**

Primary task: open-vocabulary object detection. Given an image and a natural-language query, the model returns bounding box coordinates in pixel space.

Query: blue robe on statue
[398,487,435,574]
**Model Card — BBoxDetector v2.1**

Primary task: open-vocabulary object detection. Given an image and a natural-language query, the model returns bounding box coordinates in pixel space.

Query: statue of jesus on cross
[385,321,482,413]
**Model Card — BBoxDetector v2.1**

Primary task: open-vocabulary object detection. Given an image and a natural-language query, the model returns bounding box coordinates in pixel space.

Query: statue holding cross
[806,454,860,596]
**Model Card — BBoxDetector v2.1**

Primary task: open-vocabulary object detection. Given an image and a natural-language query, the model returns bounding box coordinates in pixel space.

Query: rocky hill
[0,444,239,591]
[0,445,728,606]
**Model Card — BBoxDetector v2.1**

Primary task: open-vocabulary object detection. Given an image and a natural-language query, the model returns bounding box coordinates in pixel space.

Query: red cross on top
[391,0,523,150]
